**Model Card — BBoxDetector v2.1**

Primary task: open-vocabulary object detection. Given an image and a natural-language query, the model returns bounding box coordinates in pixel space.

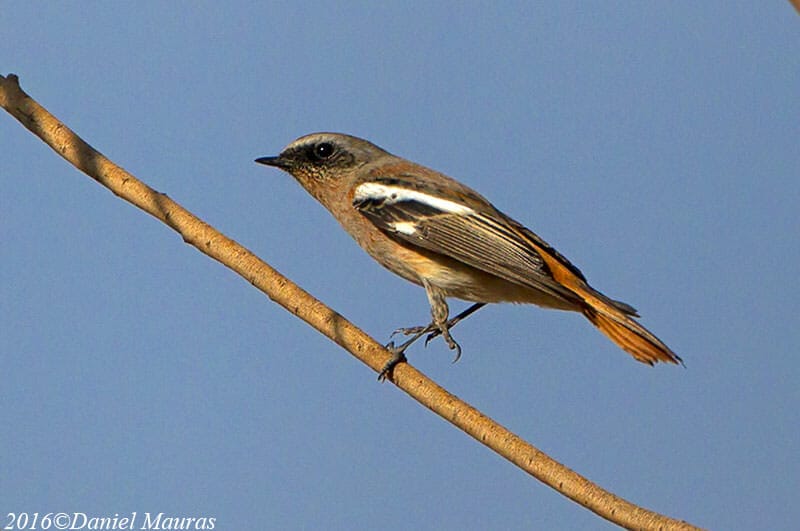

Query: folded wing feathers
[353,182,581,303]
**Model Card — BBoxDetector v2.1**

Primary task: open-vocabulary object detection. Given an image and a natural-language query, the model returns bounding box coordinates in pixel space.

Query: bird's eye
[313,142,335,160]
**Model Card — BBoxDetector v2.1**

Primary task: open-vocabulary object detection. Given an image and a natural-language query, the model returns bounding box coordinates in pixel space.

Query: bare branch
[1,73,703,530]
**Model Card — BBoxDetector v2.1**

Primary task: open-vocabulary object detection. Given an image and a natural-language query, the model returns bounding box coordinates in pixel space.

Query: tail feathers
[582,303,682,366]
[504,220,679,365]
[593,291,640,318]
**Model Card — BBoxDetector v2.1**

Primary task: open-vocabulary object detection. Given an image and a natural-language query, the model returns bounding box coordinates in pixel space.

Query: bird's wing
[352,180,583,304]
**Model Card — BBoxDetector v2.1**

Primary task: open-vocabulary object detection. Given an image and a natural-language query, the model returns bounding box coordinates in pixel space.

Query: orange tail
[507,220,682,365]
[581,297,682,366]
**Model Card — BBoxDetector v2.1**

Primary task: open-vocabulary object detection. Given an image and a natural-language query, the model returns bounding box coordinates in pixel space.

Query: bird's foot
[391,324,433,337]
[384,318,463,374]
[439,326,462,363]
[378,342,408,382]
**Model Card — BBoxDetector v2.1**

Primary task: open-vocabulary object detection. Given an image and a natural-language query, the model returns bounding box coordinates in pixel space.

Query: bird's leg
[422,281,461,360]
[381,282,466,380]
[420,302,486,347]
[391,302,486,342]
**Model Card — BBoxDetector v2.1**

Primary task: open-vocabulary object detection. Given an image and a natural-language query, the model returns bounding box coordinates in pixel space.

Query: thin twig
[1,73,703,530]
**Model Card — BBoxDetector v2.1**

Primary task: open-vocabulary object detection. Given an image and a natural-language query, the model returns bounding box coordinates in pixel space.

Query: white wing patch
[353,182,475,216]
[392,221,418,235]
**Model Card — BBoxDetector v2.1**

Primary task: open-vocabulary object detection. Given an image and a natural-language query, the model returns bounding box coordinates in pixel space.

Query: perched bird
[256,133,682,379]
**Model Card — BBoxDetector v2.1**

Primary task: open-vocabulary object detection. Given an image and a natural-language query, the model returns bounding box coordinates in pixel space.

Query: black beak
[255,155,289,168]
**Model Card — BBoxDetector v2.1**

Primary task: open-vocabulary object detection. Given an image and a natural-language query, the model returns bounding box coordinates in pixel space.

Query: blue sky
[2,2,798,530]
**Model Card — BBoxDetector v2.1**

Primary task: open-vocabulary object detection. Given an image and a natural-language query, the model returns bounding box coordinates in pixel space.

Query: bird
[256,132,682,379]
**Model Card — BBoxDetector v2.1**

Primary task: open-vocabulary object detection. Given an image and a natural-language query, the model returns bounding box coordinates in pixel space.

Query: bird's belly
[428,263,576,309]
[375,242,577,310]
